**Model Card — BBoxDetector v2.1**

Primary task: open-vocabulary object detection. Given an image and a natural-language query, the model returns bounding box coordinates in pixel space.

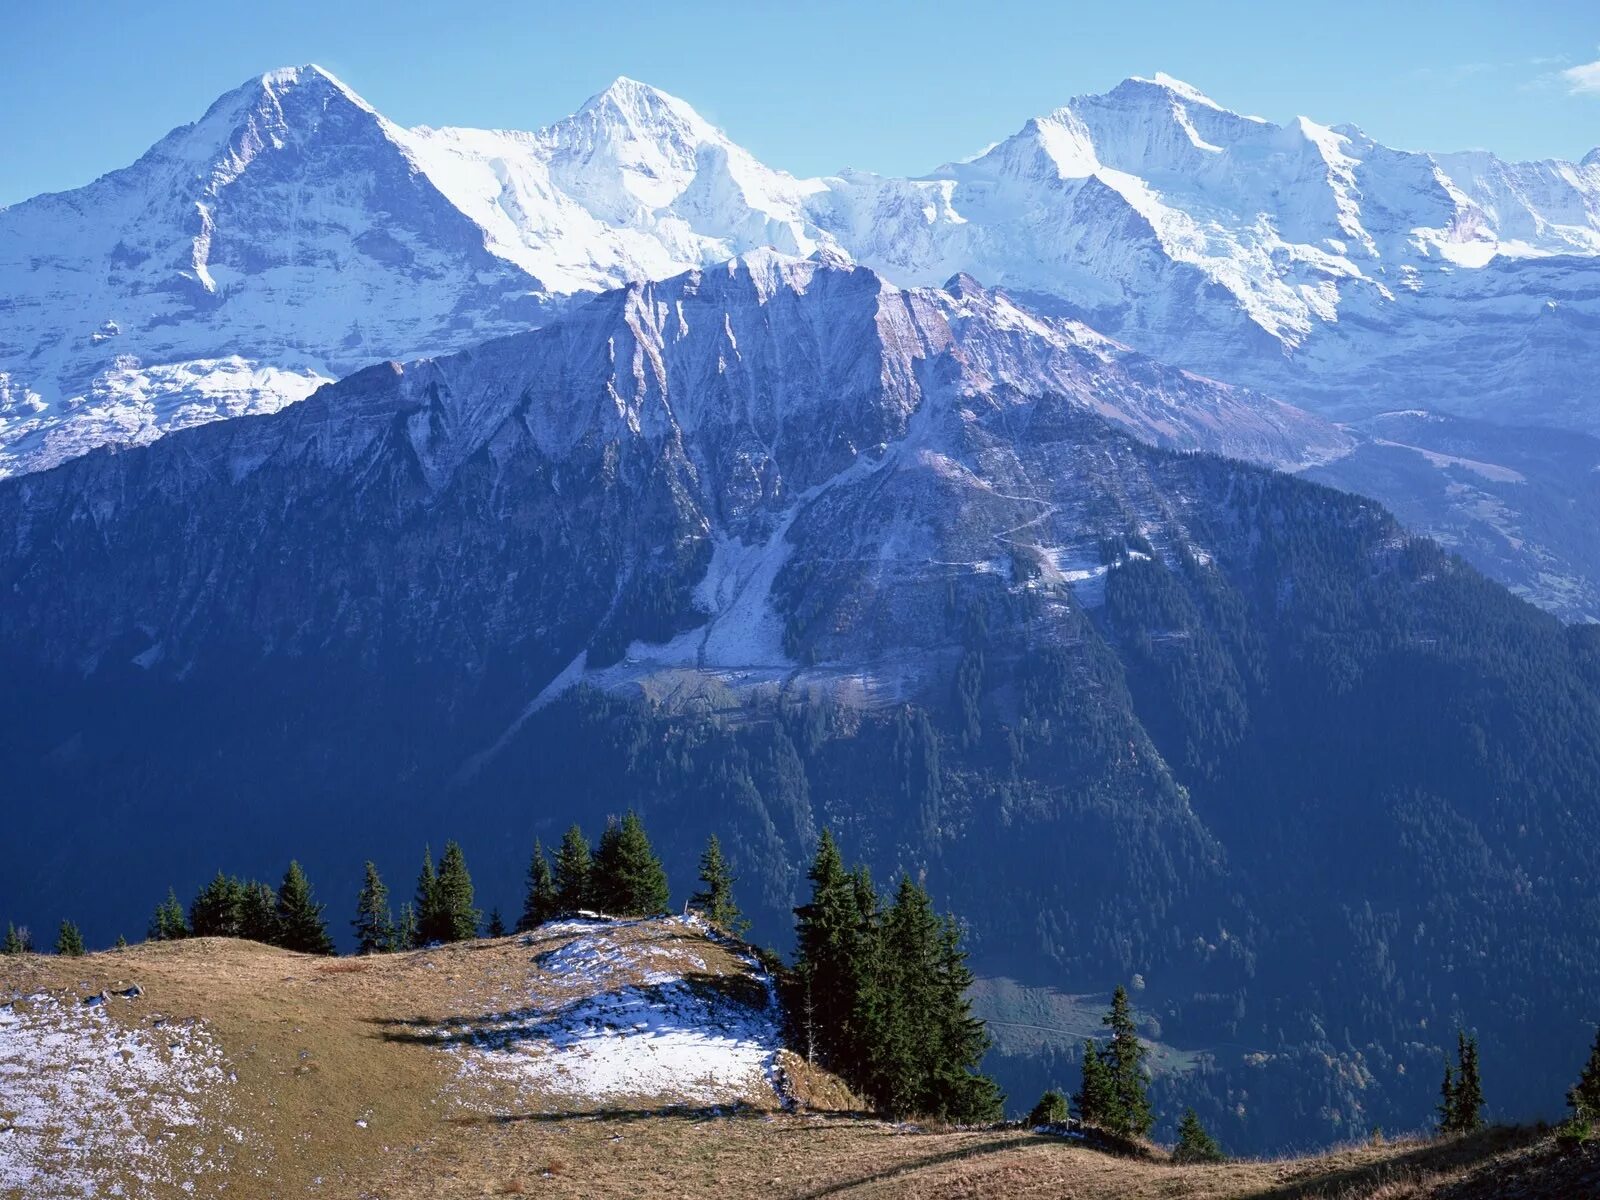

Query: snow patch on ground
[0,989,241,1198]
[435,916,783,1110]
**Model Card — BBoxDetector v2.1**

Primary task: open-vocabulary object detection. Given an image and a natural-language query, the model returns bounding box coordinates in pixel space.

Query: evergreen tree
[413,846,442,945]
[148,888,189,941]
[1568,1026,1600,1123]
[394,902,419,952]
[553,825,593,914]
[1452,1031,1485,1133]
[433,841,480,943]
[2,922,21,955]
[874,874,943,1117]
[114,934,128,950]
[1100,985,1154,1137]
[1437,1062,1457,1133]
[485,908,507,938]
[791,830,866,1067]
[189,872,245,937]
[689,834,747,935]
[928,911,1002,1122]
[351,861,394,955]
[275,861,335,955]
[591,812,669,916]
[1075,1039,1114,1127]
[1173,1108,1225,1163]
[1028,1089,1069,1127]
[1438,1031,1486,1134]
[239,880,280,945]
[517,839,559,932]
[55,920,85,956]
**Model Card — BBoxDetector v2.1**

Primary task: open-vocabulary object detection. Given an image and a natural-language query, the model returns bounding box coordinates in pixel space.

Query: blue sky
[3,0,1598,206]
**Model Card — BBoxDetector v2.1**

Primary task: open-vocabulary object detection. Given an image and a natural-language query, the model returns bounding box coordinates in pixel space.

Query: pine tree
[413,846,442,945]
[791,830,865,1068]
[394,902,419,952]
[55,920,85,956]
[928,911,1002,1122]
[1568,1026,1600,1123]
[114,934,128,950]
[148,887,189,941]
[2,922,21,955]
[1075,1039,1114,1128]
[517,839,558,932]
[874,874,943,1118]
[189,872,245,937]
[1101,985,1154,1137]
[553,825,592,914]
[433,841,480,943]
[1173,1108,1225,1163]
[1028,1089,1069,1127]
[351,861,394,955]
[689,834,747,935]
[239,880,280,945]
[485,908,507,938]
[591,812,669,916]
[1438,1031,1486,1134]
[1452,1031,1485,1133]
[275,861,335,956]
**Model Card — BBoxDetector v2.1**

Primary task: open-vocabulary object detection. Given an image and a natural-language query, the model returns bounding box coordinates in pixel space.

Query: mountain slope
[2,257,1599,1150]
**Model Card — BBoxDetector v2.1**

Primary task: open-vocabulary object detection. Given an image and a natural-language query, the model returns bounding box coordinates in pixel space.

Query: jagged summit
[4,65,1600,486]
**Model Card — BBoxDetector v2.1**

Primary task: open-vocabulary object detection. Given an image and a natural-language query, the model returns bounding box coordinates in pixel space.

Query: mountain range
[5,66,1600,1153]
[2,66,1597,617]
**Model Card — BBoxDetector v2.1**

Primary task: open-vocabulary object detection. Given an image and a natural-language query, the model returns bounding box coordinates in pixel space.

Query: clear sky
[3,0,1598,206]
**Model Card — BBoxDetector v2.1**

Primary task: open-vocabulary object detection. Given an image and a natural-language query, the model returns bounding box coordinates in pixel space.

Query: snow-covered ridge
[3,64,1598,479]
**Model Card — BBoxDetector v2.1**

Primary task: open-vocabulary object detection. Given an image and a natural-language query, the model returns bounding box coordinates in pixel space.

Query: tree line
[9,816,1600,1150]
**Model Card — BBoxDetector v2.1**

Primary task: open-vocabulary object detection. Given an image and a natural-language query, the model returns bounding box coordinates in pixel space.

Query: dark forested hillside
[3,263,1599,1153]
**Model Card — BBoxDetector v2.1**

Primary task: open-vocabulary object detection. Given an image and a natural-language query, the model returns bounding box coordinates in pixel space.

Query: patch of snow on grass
[442,916,783,1110]
[0,990,240,1198]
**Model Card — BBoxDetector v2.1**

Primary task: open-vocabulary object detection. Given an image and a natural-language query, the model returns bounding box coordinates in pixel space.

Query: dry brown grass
[4,928,1590,1200]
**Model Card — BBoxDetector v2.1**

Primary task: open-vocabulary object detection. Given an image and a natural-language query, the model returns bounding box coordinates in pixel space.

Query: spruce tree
[875,874,943,1118]
[189,872,245,937]
[114,934,128,950]
[148,887,189,941]
[1028,1089,1069,1127]
[517,839,559,932]
[55,920,85,956]
[791,830,865,1067]
[239,880,280,945]
[1173,1108,1225,1162]
[434,841,480,943]
[1101,985,1154,1137]
[394,902,418,952]
[1075,1039,1114,1128]
[275,860,335,955]
[591,812,669,916]
[413,846,442,945]
[928,911,1002,1122]
[1437,1061,1457,1133]
[2,922,21,955]
[553,825,593,914]
[1452,1031,1485,1133]
[689,834,747,935]
[486,908,507,938]
[351,861,394,955]
[1568,1026,1600,1123]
